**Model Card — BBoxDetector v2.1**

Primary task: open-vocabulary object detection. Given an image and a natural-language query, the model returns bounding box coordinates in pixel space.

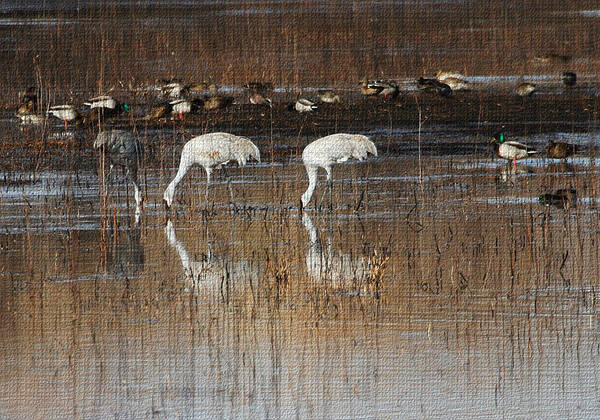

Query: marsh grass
[2,1,600,101]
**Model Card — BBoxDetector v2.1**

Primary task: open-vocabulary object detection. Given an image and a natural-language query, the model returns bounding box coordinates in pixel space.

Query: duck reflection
[497,163,535,184]
[539,188,577,210]
[165,219,258,287]
[302,213,368,286]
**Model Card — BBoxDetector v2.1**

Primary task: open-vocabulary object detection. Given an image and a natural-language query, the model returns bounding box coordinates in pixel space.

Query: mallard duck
[318,90,341,103]
[562,72,576,87]
[84,95,118,109]
[545,140,578,159]
[17,87,38,114]
[539,188,577,210]
[170,98,203,119]
[83,95,130,124]
[47,105,80,129]
[375,80,399,98]
[517,83,536,97]
[417,77,452,97]
[160,79,189,99]
[17,100,35,116]
[294,98,318,113]
[143,103,172,120]
[490,132,538,164]
[203,95,234,111]
[360,79,384,96]
[249,92,272,106]
[438,77,468,91]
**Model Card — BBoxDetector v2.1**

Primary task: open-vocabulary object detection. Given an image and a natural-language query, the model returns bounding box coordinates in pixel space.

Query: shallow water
[2,0,600,417]
[1,123,600,418]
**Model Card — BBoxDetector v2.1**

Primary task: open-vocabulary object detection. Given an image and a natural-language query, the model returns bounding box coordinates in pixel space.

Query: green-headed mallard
[490,132,538,164]
[545,140,578,159]
[83,95,130,125]
[539,188,577,210]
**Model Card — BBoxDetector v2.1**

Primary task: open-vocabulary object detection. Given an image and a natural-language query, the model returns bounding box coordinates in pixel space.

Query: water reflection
[105,221,144,278]
[497,163,536,184]
[165,219,259,289]
[302,213,367,287]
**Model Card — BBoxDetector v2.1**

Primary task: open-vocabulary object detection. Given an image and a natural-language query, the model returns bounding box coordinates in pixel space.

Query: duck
[143,102,172,120]
[249,92,272,106]
[294,98,318,113]
[83,95,131,125]
[203,95,234,111]
[545,140,578,159]
[84,95,118,109]
[47,105,80,129]
[490,132,538,165]
[539,188,577,210]
[160,79,189,99]
[317,90,341,103]
[170,98,203,119]
[517,83,536,97]
[360,79,384,96]
[374,80,399,98]
[17,100,36,116]
[562,72,576,87]
[417,77,452,97]
[17,87,38,115]
[438,77,468,91]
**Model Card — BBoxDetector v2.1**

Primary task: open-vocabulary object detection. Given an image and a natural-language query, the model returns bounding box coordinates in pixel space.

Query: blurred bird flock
[2,1,600,419]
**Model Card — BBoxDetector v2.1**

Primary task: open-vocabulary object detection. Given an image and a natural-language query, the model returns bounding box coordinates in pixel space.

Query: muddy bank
[1,89,599,172]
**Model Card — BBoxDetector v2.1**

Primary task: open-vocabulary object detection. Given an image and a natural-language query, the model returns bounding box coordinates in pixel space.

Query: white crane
[163,132,260,209]
[94,130,144,207]
[300,133,377,209]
